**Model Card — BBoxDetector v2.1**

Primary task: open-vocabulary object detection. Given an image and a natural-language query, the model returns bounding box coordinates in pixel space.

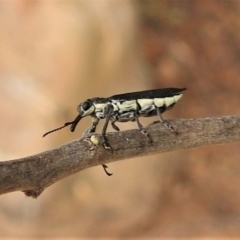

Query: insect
[43,88,186,176]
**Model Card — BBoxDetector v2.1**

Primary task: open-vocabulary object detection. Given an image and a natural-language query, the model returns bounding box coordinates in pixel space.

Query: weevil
[43,88,186,176]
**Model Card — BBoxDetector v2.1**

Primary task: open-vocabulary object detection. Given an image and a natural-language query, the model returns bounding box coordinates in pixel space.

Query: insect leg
[156,107,177,133]
[100,104,115,176]
[102,164,113,176]
[111,121,120,131]
[83,116,99,135]
[135,115,152,141]
[102,104,114,150]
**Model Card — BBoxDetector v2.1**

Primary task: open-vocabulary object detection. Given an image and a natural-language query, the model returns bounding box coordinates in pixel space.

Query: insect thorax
[92,98,109,119]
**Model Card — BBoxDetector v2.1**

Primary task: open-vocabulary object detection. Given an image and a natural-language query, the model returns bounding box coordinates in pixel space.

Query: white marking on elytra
[138,99,153,108]
[173,94,182,102]
[153,98,165,108]
[164,97,175,107]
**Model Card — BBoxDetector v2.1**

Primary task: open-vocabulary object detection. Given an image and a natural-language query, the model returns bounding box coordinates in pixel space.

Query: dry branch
[0,115,240,198]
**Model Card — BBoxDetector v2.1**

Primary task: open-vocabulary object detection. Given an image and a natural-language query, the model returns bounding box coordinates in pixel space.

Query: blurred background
[1,0,240,237]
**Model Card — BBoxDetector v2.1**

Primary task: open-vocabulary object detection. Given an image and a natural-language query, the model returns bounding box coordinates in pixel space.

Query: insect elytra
[43,87,186,176]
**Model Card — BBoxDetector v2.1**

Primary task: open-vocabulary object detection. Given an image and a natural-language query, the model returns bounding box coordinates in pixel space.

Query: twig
[0,115,240,198]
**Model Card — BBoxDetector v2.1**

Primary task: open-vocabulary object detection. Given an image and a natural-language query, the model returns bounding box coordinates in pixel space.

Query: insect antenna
[43,122,73,137]
[43,114,82,137]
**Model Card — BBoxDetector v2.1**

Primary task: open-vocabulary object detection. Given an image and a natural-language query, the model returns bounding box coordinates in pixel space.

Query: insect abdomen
[154,93,183,108]
[136,92,182,114]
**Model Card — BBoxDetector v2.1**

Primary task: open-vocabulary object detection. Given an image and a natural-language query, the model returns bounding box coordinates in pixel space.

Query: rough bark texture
[0,115,239,198]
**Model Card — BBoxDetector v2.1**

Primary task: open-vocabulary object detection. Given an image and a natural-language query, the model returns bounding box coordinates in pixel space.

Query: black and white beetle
[43,88,186,176]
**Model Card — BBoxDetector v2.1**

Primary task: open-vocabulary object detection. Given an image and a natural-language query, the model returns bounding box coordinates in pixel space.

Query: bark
[0,115,239,198]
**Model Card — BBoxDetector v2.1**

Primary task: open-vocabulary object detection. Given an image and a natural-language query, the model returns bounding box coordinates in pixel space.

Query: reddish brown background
[0,0,240,238]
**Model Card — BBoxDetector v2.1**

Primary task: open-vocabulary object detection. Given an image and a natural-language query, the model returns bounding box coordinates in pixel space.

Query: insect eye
[82,101,91,111]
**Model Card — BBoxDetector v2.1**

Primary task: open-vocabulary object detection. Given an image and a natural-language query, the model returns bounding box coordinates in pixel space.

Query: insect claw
[139,129,153,143]
[162,120,177,133]
[103,141,113,152]
[102,164,113,176]
[111,122,120,131]
[135,115,152,142]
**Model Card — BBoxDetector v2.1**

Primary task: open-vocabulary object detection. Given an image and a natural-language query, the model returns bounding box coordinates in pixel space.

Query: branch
[0,115,240,198]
